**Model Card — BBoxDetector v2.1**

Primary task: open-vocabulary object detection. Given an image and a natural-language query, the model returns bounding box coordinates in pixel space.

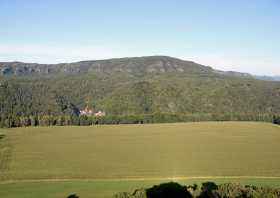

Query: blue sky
[0,0,279,75]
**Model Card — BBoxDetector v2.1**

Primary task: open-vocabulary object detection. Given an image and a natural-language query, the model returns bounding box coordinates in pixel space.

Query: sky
[0,0,279,75]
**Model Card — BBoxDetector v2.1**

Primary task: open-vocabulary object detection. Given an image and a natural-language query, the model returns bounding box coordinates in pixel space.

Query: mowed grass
[1,178,280,198]
[0,122,280,197]
[1,122,280,180]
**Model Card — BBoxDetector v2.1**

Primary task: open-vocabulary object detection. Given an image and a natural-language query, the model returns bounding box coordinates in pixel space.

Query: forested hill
[0,56,280,127]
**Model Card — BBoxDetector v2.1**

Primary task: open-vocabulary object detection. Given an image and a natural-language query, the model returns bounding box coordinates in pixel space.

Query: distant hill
[214,70,253,78]
[0,56,280,125]
[254,75,280,81]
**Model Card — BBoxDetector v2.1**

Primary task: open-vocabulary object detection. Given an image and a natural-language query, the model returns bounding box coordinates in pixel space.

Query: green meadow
[0,122,280,197]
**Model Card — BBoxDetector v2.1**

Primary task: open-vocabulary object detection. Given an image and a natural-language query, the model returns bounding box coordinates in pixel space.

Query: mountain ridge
[0,56,214,77]
[1,56,278,81]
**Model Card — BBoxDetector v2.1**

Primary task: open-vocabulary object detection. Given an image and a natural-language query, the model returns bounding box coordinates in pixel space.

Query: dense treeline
[112,182,280,198]
[273,115,280,125]
[1,113,279,128]
[1,56,280,128]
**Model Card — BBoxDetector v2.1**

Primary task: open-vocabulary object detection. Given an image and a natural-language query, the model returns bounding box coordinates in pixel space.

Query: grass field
[2,178,280,198]
[0,122,280,197]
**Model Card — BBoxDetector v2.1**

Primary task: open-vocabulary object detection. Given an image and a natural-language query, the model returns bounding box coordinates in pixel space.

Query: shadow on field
[0,134,5,140]
[113,181,222,198]
[146,182,192,198]
[67,194,79,198]
[145,182,220,198]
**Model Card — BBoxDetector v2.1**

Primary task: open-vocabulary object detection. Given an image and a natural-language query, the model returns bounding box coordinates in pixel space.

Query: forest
[1,56,280,128]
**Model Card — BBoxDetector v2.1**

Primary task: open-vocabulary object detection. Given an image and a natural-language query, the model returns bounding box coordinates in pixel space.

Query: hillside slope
[0,56,280,124]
